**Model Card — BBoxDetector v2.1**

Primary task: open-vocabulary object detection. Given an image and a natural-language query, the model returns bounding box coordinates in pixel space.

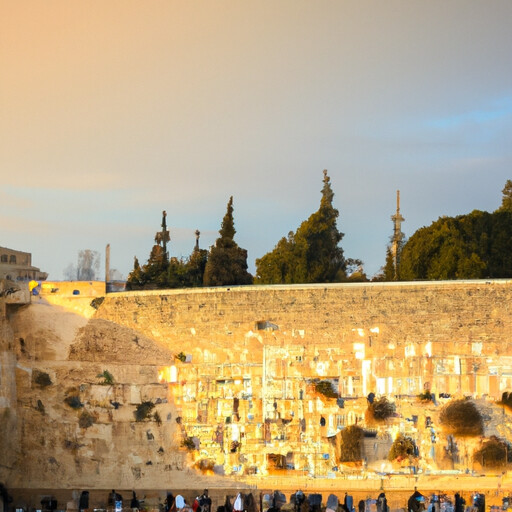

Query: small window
[72,289,80,295]
[0,255,7,263]
[9,255,16,264]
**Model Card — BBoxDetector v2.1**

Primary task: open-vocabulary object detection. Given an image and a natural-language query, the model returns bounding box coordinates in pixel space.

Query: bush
[78,410,95,429]
[90,297,105,309]
[473,436,511,468]
[96,370,114,385]
[134,401,155,421]
[339,425,364,462]
[314,380,338,398]
[368,397,396,421]
[33,370,52,388]
[418,390,435,402]
[388,433,416,461]
[181,437,196,450]
[153,411,162,425]
[64,395,83,409]
[439,399,483,437]
[176,352,187,362]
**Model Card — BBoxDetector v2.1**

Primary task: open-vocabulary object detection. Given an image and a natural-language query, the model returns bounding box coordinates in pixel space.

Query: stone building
[0,246,48,281]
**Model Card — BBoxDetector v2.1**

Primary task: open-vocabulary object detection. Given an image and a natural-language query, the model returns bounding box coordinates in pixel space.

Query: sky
[1,1,512,281]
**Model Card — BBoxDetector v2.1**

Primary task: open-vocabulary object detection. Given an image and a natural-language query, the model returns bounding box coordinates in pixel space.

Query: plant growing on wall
[90,297,105,309]
[181,437,196,451]
[97,370,114,385]
[339,425,364,462]
[32,370,52,388]
[367,397,396,422]
[64,387,83,409]
[388,433,417,461]
[417,390,435,402]
[313,379,338,398]
[79,410,95,429]
[175,352,187,363]
[439,399,483,437]
[473,436,511,468]
[153,411,162,425]
[134,401,155,421]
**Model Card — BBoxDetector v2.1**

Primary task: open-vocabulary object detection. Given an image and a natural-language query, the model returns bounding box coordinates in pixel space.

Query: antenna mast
[391,190,405,280]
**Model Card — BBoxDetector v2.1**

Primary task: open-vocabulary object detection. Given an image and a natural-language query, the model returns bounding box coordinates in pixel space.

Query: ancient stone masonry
[94,281,512,478]
[1,279,512,491]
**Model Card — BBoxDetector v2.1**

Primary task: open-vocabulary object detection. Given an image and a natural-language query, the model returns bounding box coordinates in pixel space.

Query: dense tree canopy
[255,170,347,284]
[398,209,512,280]
[127,215,209,290]
[499,179,512,212]
[203,197,253,286]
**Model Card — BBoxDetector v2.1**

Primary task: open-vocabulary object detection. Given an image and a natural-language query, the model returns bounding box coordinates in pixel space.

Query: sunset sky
[1,1,511,280]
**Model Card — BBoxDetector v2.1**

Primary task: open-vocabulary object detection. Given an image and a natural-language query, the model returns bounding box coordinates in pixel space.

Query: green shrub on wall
[314,380,338,398]
[388,433,417,461]
[97,370,114,385]
[339,425,364,462]
[32,370,52,388]
[367,397,396,422]
[134,401,155,421]
[79,410,95,429]
[473,436,511,468]
[439,399,483,437]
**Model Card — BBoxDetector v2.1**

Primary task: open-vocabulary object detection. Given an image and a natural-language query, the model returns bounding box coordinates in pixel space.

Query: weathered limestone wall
[97,280,512,391]
[2,279,512,493]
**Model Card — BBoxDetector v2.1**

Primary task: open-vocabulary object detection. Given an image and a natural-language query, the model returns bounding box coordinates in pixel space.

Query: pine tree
[126,257,144,289]
[255,170,347,284]
[203,197,253,286]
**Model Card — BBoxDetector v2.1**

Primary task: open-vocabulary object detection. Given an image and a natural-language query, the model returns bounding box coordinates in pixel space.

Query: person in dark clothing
[473,493,485,512]
[358,500,365,512]
[376,493,388,512]
[108,491,123,508]
[293,491,305,512]
[344,493,354,512]
[165,493,175,512]
[454,494,465,512]
[199,490,212,512]
[408,491,426,512]
[223,496,233,512]
[79,491,89,512]
[131,492,140,510]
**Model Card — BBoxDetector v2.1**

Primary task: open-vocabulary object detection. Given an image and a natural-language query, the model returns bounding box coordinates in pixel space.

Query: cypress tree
[203,197,253,286]
[256,170,347,284]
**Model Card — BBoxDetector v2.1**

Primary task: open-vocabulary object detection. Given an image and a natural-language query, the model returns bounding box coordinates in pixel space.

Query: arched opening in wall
[1,255,7,263]
[9,255,16,264]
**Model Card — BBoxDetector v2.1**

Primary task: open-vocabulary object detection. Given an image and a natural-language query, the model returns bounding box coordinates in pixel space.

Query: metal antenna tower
[391,190,405,280]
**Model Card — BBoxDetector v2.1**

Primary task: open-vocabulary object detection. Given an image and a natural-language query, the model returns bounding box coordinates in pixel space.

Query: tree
[399,208,512,280]
[77,250,100,280]
[498,179,512,212]
[64,250,100,280]
[186,246,208,287]
[255,170,347,284]
[203,197,253,286]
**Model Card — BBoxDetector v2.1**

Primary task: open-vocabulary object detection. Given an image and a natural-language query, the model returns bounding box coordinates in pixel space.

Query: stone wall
[2,279,512,493]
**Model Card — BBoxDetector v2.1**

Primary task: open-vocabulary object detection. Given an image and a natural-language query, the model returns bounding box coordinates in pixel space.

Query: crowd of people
[69,488,507,512]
